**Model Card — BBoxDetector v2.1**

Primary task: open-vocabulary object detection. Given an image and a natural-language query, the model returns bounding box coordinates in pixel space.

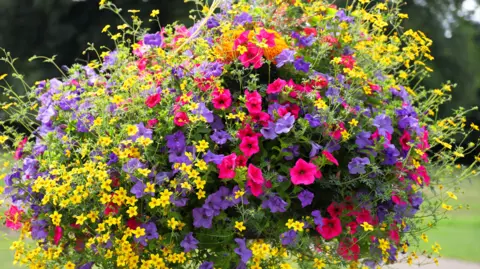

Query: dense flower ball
[0,0,478,268]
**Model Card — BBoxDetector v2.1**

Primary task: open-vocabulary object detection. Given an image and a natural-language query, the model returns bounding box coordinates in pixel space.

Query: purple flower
[383,143,400,165]
[211,114,225,130]
[262,194,288,213]
[210,130,231,145]
[325,140,341,152]
[31,219,48,240]
[199,261,214,269]
[143,33,163,47]
[180,232,199,252]
[193,102,214,123]
[168,149,191,164]
[293,57,310,73]
[275,49,295,68]
[142,222,159,240]
[336,10,354,23]
[260,121,278,140]
[165,131,186,152]
[78,262,94,269]
[298,190,314,207]
[311,210,323,227]
[206,17,220,29]
[275,113,295,134]
[348,157,370,174]
[297,35,315,47]
[373,113,393,137]
[122,158,145,174]
[203,150,224,164]
[283,145,300,161]
[193,207,214,228]
[356,131,373,149]
[130,181,146,198]
[309,141,323,158]
[130,123,153,142]
[234,238,252,263]
[281,230,297,246]
[107,153,118,165]
[233,12,252,25]
[37,105,57,124]
[305,114,321,127]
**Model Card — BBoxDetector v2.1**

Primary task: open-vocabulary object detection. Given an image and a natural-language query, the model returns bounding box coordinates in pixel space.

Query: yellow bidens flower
[126,125,139,136]
[446,191,457,200]
[234,221,246,232]
[102,25,111,33]
[150,9,160,17]
[50,211,62,226]
[360,222,374,232]
[195,140,209,153]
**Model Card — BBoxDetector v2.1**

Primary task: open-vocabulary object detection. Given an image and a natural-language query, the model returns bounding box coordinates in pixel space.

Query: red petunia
[245,90,262,114]
[174,111,190,127]
[212,89,232,110]
[290,158,319,185]
[217,153,237,179]
[53,226,63,245]
[338,237,360,261]
[267,78,287,94]
[399,130,411,151]
[322,150,339,166]
[239,136,260,158]
[247,164,264,197]
[145,93,161,108]
[5,205,23,230]
[327,202,344,218]
[316,217,342,240]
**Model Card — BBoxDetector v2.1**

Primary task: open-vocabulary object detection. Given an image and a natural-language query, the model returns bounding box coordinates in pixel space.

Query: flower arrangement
[0,0,479,268]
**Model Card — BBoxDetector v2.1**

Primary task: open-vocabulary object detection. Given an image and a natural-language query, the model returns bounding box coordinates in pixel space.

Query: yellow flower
[360,222,374,232]
[196,189,206,199]
[74,214,88,225]
[50,211,62,226]
[292,221,304,232]
[127,206,138,217]
[442,203,453,211]
[150,9,160,17]
[314,99,327,110]
[102,25,111,33]
[313,258,326,269]
[421,233,428,242]
[167,218,179,230]
[0,74,7,80]
[446,191,457,200]
[126,125,139,136]
[64,261,76,269]
[195,140,209,153]
[349,119,358,127]
[234,221,246,232]
[0,136,8,144]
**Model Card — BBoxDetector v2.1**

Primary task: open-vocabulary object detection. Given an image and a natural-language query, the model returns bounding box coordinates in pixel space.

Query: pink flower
[267,78,287,94]
[340,54,355,69]
[247,179,263,197]
[337,237,360,261]
[146,118,159,128]
[239,43,263,69]
[5,205,23,230]
[174,111,189,127]
[247,164,264,184]
[137,58,147,71]
[399,131,411,151]
[322,151,339,166]
[239,136,260,158]
[234,30,251,49]
[290,158,318,185]
[413,165,430,186]
[255,29,276,47]
[327,202,344,218]
[145,93,161,108]
[14,137,28,160]
[250,112,270,127]
[245,90,262,114]
[212,89,232,110]
[238,124,261,140]
[354,208,374,224]
[218,153,237,179]
[54,226,63,245]
[316,217,342,240]
[247,164,264,197]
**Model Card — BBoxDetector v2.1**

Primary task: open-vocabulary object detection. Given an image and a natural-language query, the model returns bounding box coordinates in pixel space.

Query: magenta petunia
[290,158,318,185]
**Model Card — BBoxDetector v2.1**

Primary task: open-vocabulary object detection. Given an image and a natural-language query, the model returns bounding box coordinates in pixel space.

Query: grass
[418,177,480,262]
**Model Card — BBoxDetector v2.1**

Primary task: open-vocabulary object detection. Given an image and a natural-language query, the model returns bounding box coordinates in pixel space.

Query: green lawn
[418,177,480,262]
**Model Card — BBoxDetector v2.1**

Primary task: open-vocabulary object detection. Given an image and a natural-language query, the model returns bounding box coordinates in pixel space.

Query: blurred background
[0,0,479,267]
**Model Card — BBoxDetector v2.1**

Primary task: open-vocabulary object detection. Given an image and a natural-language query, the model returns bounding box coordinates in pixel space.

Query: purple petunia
[275,49,295,68]
[203,150,225,164]
[180,232,199,252]
[130,122,153,142]
[260,121,278,140]
[309,141,323,158]
[193,102,214,123]
[356,131,373,149]
[234,238,252,263]
[165,131,186,152]
[311,210,323,227]
[293,57,310,73]
[193,207,214,228]
[373,113,393,137]
[298,190,314,207]
[348,157,370,174]
[305,114,322,127]
[233,12,252,25]
[275,113,295,134]
[281,230,297,246]
[199,261,214,269]
[262,194,288,213]
[283,145,300,161]
[210,130,231,145]
[130,180,146,199]
[143,33,163,47]
[206,17,220,29]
